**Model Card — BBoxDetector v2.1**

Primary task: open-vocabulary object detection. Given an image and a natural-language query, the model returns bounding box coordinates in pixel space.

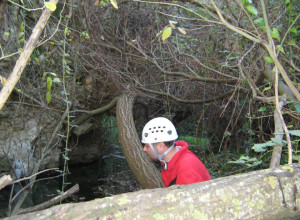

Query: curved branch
[139,87,236,104]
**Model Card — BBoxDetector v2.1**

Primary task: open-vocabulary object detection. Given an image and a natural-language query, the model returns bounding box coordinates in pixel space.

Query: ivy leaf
[110,0,118,9]
[271,28,280,41]
[264,56,274,63]
[46,91,52,103]
[44,2,57,12]
[289,130,300,137]
[178,27,187,35]
[162,27,172,41]
[246,5,258,16]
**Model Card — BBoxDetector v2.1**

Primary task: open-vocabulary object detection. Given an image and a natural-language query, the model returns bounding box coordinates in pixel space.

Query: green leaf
[290,27,297,34]
[47,77,52,91]
[53,78,61,83]
[276,45,285,54]
[264,56,274,63]
[224,131,231,137]
[258,106,266,112]
[271,138,283,145]
[254,18,265,27]
[17,89,22,93]
[19,22,24,31]
[42,72,47,80]
[289,40,296,45]
[295,104,300,114]
[271,28,280,41]
[262,86,271,93]
[110,0,118,9]
[252,141,276,152]
[162,27,172,41]
[3,32,10,41]
[17,32,24,39]
[246,5,258,16]
[46,91,51,103]
[44,1,57,12]
[285,0,290,4]
[289,130,300,137]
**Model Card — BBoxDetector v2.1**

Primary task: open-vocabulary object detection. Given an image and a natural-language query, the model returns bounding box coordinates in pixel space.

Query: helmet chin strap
[149,142,175,170]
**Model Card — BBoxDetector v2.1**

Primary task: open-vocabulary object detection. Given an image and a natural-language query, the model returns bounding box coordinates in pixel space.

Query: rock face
[0,104,106,179]
[0,105,60,178]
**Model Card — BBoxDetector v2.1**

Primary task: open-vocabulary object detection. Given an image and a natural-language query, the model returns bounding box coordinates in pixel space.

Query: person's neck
[163,146,179,162]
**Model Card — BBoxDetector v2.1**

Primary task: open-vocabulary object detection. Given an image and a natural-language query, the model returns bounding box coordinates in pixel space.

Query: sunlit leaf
[162,27,172,41]
[178,27,187,35]
[17,89,22,93]
[95,0,99,6]
[44,2,57,12]
[110,0,118,9]
[170,23,176,29]
[264,56,274,63]
[271,28,280,41]
[47,77,52,91]
[285,0,290,4]
[46,91,51,103]
[246,5,258,16]
[289,130,300,137]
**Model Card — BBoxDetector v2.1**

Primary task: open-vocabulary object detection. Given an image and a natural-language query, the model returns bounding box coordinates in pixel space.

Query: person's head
[141,117,178,162]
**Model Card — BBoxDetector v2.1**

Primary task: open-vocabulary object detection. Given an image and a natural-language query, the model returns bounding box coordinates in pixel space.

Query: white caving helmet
[141,117,178,168]
[142,117,178,144]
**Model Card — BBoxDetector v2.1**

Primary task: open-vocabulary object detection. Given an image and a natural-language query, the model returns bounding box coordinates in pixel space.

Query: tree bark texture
[116,93,164,189]
[0,0,59,110]
[5,164,300,220]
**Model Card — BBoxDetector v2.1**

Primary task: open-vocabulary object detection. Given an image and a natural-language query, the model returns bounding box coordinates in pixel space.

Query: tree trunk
[116,93,163,189]
[6,164,300,220]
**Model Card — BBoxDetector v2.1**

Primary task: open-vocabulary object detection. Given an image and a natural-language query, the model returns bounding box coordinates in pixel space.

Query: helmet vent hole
[161,130,163,132]
[167,130,172,135]
[145,133,148,137]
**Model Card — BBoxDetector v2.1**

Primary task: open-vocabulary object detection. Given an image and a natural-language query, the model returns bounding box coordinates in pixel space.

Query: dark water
[0,152,140,217]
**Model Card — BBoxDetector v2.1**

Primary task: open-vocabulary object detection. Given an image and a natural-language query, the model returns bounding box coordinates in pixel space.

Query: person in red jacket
[142,117,211,187]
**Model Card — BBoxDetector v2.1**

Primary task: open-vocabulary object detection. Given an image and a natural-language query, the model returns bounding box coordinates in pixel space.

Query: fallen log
[5,164,300,220]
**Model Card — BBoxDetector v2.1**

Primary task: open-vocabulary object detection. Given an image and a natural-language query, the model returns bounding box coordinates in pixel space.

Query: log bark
[5,164,300,220]
[0,0,59,110]
[116,93,164,189]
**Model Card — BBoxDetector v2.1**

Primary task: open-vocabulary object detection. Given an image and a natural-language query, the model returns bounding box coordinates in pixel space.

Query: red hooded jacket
[161,140,211,187]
